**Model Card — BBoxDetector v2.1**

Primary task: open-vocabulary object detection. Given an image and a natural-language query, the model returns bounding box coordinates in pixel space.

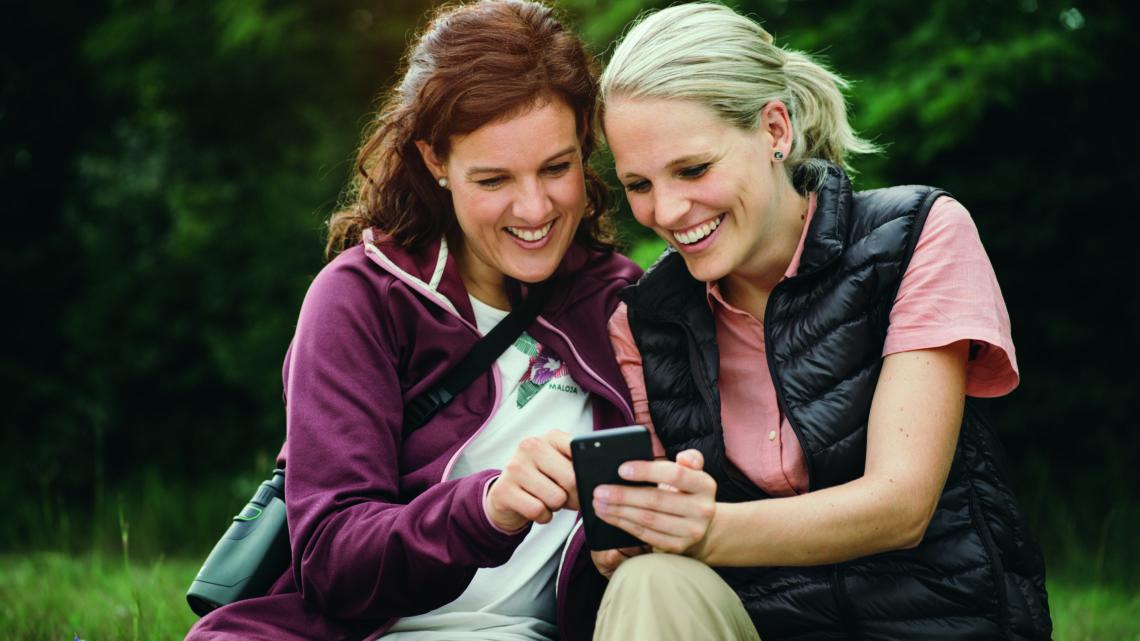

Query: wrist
[483,476,528,534]
[685,502,726,564]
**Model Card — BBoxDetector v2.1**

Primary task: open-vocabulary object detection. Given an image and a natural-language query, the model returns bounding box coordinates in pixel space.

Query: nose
[515,178,554,224]
[651,184,691,227]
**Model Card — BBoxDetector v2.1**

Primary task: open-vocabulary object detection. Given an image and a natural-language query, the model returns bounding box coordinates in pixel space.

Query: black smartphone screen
[571,425,655,551]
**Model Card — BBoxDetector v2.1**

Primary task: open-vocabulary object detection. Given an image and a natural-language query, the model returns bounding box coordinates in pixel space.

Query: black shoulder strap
[401,280,555,439]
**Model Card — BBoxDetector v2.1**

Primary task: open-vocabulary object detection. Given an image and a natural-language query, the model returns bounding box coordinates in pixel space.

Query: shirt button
[768,430,777,441]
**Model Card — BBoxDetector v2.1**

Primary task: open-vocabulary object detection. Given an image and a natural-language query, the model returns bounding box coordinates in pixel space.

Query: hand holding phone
[571,426,654,551]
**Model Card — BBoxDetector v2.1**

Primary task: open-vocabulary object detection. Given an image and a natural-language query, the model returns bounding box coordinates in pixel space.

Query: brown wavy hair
[326,0,617,261]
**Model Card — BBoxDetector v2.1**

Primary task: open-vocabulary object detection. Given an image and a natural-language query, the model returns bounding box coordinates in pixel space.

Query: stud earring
[774,151,785,160]
[438,177,449,188]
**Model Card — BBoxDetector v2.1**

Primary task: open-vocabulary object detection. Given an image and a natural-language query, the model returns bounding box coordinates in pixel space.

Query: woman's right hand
[485,429,578,532]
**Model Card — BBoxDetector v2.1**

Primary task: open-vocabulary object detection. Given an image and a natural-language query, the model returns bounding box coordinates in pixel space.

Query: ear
[760,100,793,158]
[415,140,446,181]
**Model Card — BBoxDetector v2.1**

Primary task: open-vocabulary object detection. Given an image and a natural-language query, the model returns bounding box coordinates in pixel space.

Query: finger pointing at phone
[593,449,717,557]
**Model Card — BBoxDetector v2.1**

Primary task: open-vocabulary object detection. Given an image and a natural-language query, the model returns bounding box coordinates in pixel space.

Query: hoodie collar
[362,229,598,324]
[363,229,474,321]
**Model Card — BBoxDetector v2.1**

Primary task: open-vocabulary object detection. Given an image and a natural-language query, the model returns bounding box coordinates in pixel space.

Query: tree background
[2,0,1136,587]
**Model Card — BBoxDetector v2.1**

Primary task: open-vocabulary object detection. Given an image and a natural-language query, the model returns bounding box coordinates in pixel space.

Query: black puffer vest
[621,165,1051,640]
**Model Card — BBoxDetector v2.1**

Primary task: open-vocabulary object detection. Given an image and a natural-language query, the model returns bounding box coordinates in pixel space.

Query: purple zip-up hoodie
[185,232,642,641]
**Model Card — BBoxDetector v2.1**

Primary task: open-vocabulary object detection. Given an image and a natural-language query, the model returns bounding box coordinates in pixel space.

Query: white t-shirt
[380,296,594,641]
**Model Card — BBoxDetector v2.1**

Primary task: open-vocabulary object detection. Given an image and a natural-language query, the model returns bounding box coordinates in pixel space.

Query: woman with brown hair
[185,2,640,640]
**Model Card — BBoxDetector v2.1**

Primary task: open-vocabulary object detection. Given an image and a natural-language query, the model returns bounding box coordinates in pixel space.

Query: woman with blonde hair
[588,3,1051,640]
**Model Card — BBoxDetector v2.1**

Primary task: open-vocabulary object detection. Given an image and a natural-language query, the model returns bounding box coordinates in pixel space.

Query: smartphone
[571,425,655,551]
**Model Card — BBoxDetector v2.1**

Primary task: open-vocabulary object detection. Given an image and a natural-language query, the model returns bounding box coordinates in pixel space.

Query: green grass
[3,468,1137,640]
[0,552,200,641]
[0,471,245,641]
[1,552,1137,640]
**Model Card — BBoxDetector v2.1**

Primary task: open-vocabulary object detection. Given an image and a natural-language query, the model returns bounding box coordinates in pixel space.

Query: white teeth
[674,216,722,245]
[509,221,553,242]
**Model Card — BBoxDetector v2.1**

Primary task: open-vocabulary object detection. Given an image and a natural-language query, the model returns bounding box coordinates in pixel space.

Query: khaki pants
[593,554,761,641]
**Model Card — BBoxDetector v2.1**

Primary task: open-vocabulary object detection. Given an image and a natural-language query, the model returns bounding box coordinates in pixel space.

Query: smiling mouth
[507,221,554,242]
[673,214,724,245]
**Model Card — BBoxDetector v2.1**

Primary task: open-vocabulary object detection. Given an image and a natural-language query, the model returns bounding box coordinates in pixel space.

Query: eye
[542,162,572,177]
[623,179,651,194]
[679,163,711,179]
[475,176,507,189]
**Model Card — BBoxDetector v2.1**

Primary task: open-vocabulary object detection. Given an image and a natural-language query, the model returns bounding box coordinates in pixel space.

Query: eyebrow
[465,146,579,177]
[618,154,709,181]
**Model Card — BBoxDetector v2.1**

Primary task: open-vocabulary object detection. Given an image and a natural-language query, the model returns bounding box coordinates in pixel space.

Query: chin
[506,263,559,284]
[512,245,569,281]
[680,256,727,283]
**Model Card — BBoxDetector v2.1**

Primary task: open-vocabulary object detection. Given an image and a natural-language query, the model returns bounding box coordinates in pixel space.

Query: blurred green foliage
[2,0,434,539]
[2,0,1137,592]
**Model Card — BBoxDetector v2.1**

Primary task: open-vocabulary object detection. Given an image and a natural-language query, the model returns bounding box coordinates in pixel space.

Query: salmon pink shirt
[608,196,1018,496]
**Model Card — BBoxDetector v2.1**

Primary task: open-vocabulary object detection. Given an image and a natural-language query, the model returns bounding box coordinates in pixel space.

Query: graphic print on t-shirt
[513,333,578,409]
[383,296,594,641]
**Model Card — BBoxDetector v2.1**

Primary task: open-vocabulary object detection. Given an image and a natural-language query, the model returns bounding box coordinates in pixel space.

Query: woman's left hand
[593,449,717,558]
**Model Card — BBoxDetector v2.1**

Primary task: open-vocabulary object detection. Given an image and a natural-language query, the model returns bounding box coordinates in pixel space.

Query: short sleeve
[607,303,666,457]
[885,196,1019,397]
